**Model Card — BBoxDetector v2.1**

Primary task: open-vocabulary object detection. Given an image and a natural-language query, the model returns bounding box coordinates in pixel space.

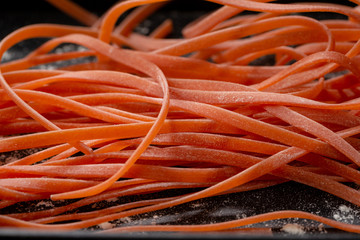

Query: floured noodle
[0,0,360,234]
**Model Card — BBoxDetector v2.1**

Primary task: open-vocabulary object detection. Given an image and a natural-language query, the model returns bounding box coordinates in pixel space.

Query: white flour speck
[99,221,114,230]
[281,224,305,235]
[333,204,357,224]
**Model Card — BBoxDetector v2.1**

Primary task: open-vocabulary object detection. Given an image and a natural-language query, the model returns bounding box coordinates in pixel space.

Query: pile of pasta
[1,0,360,234]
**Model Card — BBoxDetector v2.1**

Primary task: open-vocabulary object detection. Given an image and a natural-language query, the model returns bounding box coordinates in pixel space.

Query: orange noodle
[1,0,360,235]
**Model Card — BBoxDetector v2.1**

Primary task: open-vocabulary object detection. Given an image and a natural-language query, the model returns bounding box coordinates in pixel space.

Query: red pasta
[1,0,360,235]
